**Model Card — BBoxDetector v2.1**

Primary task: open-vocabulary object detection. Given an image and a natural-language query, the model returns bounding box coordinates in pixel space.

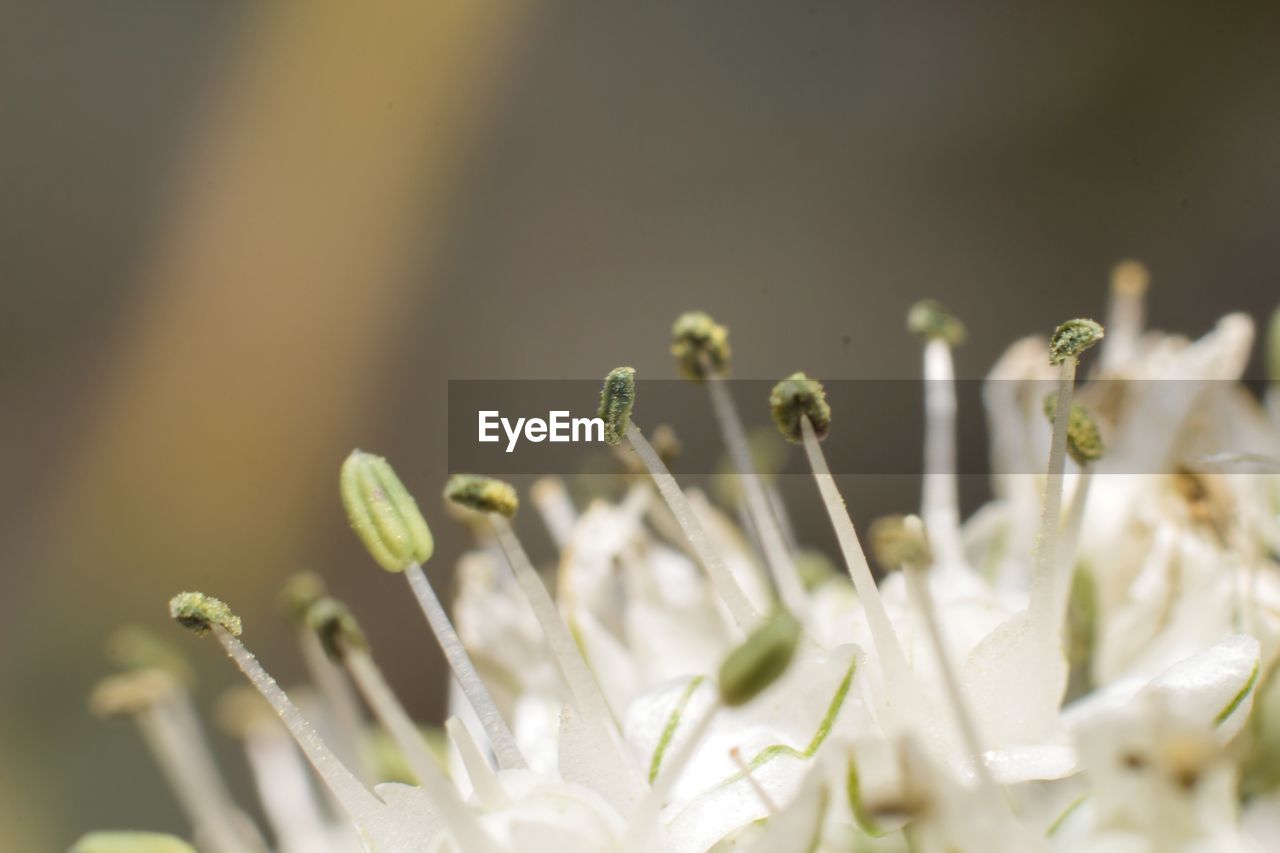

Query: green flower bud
[71,832,196,853]
[1048,318,1105,365]
[1043,394,1105,466]
[868,514,932,572]
[305,596,368,662]
[598,366,636,446]
[168,592,242,638]
[444,474,519,518]
[341,450,435,572]
[906,299,966,346]
[718,610,801,707]
[671,310,731,381]
[769,372,831,443]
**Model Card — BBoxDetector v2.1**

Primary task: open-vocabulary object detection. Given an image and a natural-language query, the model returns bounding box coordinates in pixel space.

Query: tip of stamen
[907,299,967,346]
[90,669,179,718]
[769,372,831,443]
[1049,318,1105,365]
[215,686,276,737]
[444,474,519,518]
[1043,394,1105,466]
[1110,260,1150,297]
[671,310,731,381]
[868,514,932,572]
[598,366,636,445]
[106,625,194,685]
[305,596,368,662]
[341,449,435,572]
[278,572,328,627]
[168,592,242,638]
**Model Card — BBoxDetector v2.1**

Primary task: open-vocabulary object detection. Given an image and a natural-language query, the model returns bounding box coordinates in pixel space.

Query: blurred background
[4,2,1280,848]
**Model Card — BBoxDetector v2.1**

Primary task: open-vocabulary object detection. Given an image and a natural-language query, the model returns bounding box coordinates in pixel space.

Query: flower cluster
[82,272,1280,853]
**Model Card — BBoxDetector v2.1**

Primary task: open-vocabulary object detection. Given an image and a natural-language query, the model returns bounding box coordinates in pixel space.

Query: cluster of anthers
[80,267,1280,853]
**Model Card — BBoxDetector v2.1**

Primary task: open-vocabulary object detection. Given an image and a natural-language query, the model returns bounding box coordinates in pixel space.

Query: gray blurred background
[3,2,1280,848]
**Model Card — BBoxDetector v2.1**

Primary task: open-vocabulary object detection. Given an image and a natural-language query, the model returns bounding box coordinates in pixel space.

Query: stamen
[307,597,501,852]
[908,300,966,569]
[530,477,577,548]
[1102,260,1148,370]
[169,593,385,828]
[340,454,527,771]
[445,716,508,808]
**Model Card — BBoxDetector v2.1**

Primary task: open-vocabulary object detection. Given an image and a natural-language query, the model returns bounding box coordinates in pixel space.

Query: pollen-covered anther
[305,596,369,662]
[598,366,636,446]
[867,514,933,572]
[769,372,831,443]
[168,591,242,638]
[907,299,967,346]
[341,450,435,572]
[671,310,731,380]
[444,474,519,518]
[1049,318,1105,365]
[278,571,328,627]
[1111,259,1150,296]
[1042,394,1105,466]
[717,610,801,707]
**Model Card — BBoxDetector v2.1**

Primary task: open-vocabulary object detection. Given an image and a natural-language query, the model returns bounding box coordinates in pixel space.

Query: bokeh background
[5,2,1280,848]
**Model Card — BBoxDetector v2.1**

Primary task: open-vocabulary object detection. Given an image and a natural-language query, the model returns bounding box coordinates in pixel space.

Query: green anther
[671,310,731,381]
[867,515,932,572]
[70,832,196,853]
[278,571,327,627]
[168,592,242,638]
[444,474,519,518]
[1049,318,1105,365]
[718,610,802,707]
[598,366,636,446]
[769,372,831,443]
[1268,307,1280,384]
[341,450,435,572]
[305,596,368,662]
[1043,394,1105,466]
[906,299,966,346]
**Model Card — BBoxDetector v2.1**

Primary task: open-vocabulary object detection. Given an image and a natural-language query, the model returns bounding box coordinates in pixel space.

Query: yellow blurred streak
[40,2,531,585]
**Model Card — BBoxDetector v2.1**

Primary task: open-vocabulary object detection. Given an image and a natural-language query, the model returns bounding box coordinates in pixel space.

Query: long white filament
[800,415,916,722]
[242,726,333,853]
[922,338,965,568]
[445,716,508,809]
[404,562,527,771]
[297,629,371,783]
[704,374,810,617]
[626,422,761,629]
[1028,359,1077,635]
[213,627,385,829]
[1049,469,1092,638]
[490,515,646,798]
[136,699,266,853]
[344,648,500,853]
[530,476,578,549]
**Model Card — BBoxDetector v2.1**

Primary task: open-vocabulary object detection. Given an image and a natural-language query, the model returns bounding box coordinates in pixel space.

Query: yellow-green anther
[1048,318,1105,365]
[278,571,327,627]
[70,832,196,853]
[718,610,801,707]
[341,450,435,572]
[444,474,519,518]
[215,687,275,737]
[671,310,731,381]
[106,626,194,685]
[168,592,242,638]
[868,514,932,572]
[907,299,966,346]
[1111,260,1150,297]
[769,372,831,443]
[1268,307,1280,384]
[90,669,179,718]
[598,366,636,446]
[305,596,368,662]
[1043,394,1105,466]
